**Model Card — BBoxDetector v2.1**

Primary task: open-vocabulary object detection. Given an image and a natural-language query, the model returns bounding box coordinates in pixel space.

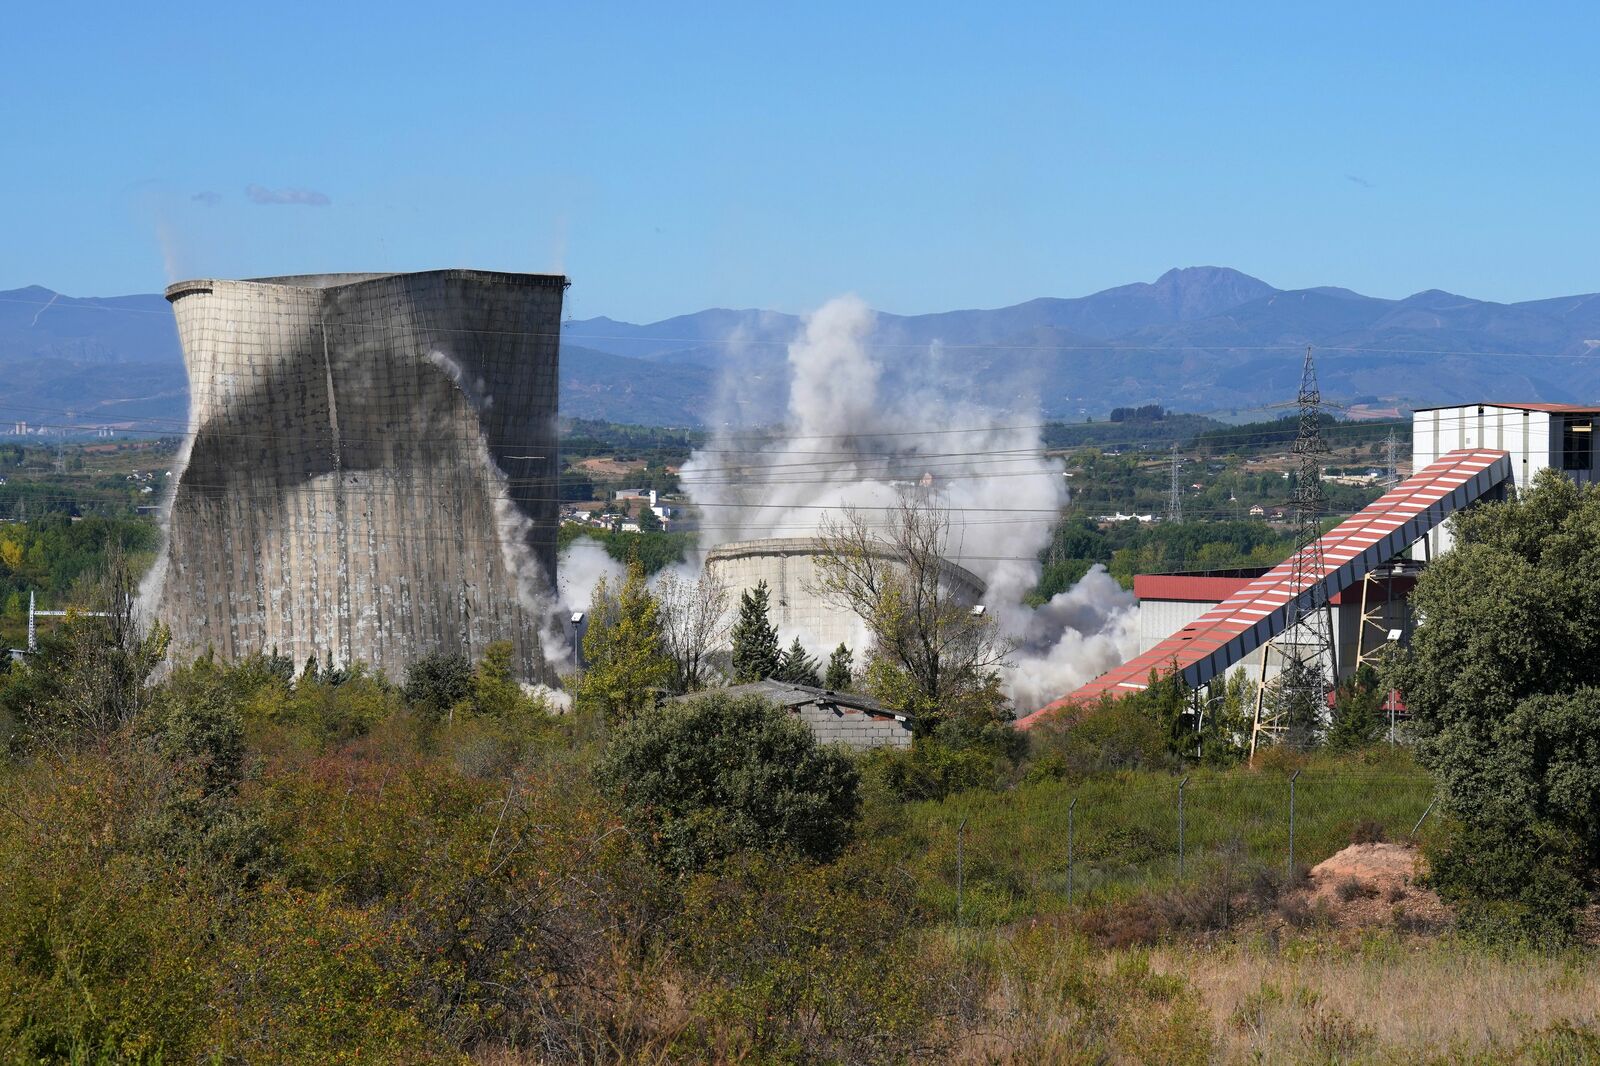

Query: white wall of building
[1412,404,1596,556]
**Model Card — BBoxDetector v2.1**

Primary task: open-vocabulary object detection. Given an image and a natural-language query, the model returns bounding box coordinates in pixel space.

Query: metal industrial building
[150,269,565,680]
[704,536,986,654]
[1020,401,1600,729]
[1125,563,1417,691]
[1412,402,1598,555]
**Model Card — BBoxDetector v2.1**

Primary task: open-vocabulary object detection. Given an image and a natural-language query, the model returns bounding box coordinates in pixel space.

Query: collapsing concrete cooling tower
[704,536,987,653]
[152,269,565,680]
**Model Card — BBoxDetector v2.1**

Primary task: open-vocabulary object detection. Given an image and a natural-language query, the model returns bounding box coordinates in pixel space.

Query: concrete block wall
[794,700,912,750]
[153,269,564,681]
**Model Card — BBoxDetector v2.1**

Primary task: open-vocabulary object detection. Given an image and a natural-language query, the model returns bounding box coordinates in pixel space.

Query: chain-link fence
[901,770,1436,926]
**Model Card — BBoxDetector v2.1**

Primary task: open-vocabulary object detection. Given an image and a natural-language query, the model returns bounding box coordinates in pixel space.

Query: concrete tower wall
[155,269,565,680]
[704,536,987,655]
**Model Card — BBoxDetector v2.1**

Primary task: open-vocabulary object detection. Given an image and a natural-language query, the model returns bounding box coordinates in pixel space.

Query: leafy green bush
[1028,695,1180,777]
[134,659,269,890]
[401,650,473,721]
[1424,817,1589,947]
[1327,664,1386,751]
[596,693,861,873]
[863,736,1004,802]
[250,663,406,748]
[1393,471,1600,937]
[214,884,439,1063]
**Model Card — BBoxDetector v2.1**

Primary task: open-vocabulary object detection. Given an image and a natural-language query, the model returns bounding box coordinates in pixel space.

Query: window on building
[1561,417,1593,471]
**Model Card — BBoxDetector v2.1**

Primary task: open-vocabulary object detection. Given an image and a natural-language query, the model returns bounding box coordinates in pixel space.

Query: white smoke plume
[678,295,1140,711]
[557,537,626,619]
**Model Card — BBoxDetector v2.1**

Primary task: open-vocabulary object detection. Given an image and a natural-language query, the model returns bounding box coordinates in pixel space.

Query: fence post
[1067,796,1078,905]
[1177,775,1190,881]
[1288,769,1301,880]
[956,815,967,929]
[1411,797,1437,841]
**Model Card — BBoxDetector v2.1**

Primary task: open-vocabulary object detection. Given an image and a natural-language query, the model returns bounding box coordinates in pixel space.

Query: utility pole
[1167,442,1183,524]
[1251,346,1336,757]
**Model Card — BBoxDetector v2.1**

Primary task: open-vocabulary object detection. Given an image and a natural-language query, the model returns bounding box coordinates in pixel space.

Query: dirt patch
[576,457,647,478]
[1296,843,1449,933]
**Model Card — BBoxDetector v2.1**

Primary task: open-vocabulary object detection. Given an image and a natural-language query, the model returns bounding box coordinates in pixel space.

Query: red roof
[1016,449,1514,730]
[1132,574,1254,603]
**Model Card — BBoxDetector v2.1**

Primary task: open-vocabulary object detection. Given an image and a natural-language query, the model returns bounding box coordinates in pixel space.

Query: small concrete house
[675,680,914,751]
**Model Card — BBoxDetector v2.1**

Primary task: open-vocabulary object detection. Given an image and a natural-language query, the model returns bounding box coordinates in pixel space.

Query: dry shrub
[1078,870,1242,948]
[952,926,1215,1064]
[1335,876,1379,903]
[0,748,225,1062]
[1350,819,1388,845]
[1245,868,1285,910]
[257,748,667,1056]
[1277,894,1316,928]
[668,851,958,1064]
[1249,744,1309,776]
[1300,1005,1374,1059]
[1080,898,1169,949]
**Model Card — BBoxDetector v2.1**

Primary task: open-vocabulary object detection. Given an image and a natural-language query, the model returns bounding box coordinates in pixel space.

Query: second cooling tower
[153,269,564,680]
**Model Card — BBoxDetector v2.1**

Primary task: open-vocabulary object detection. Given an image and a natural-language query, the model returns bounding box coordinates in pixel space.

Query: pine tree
[776,637,821,687]
[1327,663,1385,751]
[1207,667,1254,765]
[824,643,853,690]
[730,579,781,682]
[1271,656,1327,751]
[575,558,673,723]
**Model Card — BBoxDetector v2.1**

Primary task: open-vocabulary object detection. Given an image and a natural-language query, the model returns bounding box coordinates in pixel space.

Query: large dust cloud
[673,295,1139,711]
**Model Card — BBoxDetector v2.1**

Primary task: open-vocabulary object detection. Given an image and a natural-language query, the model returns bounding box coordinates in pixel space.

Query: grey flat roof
[1412,401,1600,414]
[670,679,907,720]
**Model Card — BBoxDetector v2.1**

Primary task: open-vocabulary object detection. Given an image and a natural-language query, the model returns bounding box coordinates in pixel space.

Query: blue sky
[6,2,1599,320]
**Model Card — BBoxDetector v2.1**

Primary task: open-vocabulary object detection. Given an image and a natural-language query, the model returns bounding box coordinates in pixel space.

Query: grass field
[927,926,1600,1064]
[872,748,1436,924]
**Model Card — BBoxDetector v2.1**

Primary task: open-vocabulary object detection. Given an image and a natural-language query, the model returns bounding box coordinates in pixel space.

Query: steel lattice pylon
[1250,346,1337,756]
[1167,442,1183,523]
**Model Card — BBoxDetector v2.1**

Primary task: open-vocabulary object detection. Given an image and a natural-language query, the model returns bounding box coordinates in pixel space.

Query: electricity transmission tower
[1384,429,1398,486]
[1250,346,1337,756]
[1167,442,1183,523]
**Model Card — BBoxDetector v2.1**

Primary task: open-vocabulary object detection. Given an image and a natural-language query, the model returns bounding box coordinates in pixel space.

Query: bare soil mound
[1296,842,1449,932]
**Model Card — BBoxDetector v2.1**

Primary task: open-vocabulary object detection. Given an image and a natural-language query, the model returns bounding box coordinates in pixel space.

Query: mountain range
[5,268,1600,430]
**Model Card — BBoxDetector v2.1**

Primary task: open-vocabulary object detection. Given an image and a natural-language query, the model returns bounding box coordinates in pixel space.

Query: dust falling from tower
[148,270,565,680]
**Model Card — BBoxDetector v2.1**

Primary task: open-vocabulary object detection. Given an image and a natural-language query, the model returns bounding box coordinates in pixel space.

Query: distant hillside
[0,289,716,429]
[559,345,714,425]
[7,267,1600,431]
[0,286,189,431]
[562,267,1600,417]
